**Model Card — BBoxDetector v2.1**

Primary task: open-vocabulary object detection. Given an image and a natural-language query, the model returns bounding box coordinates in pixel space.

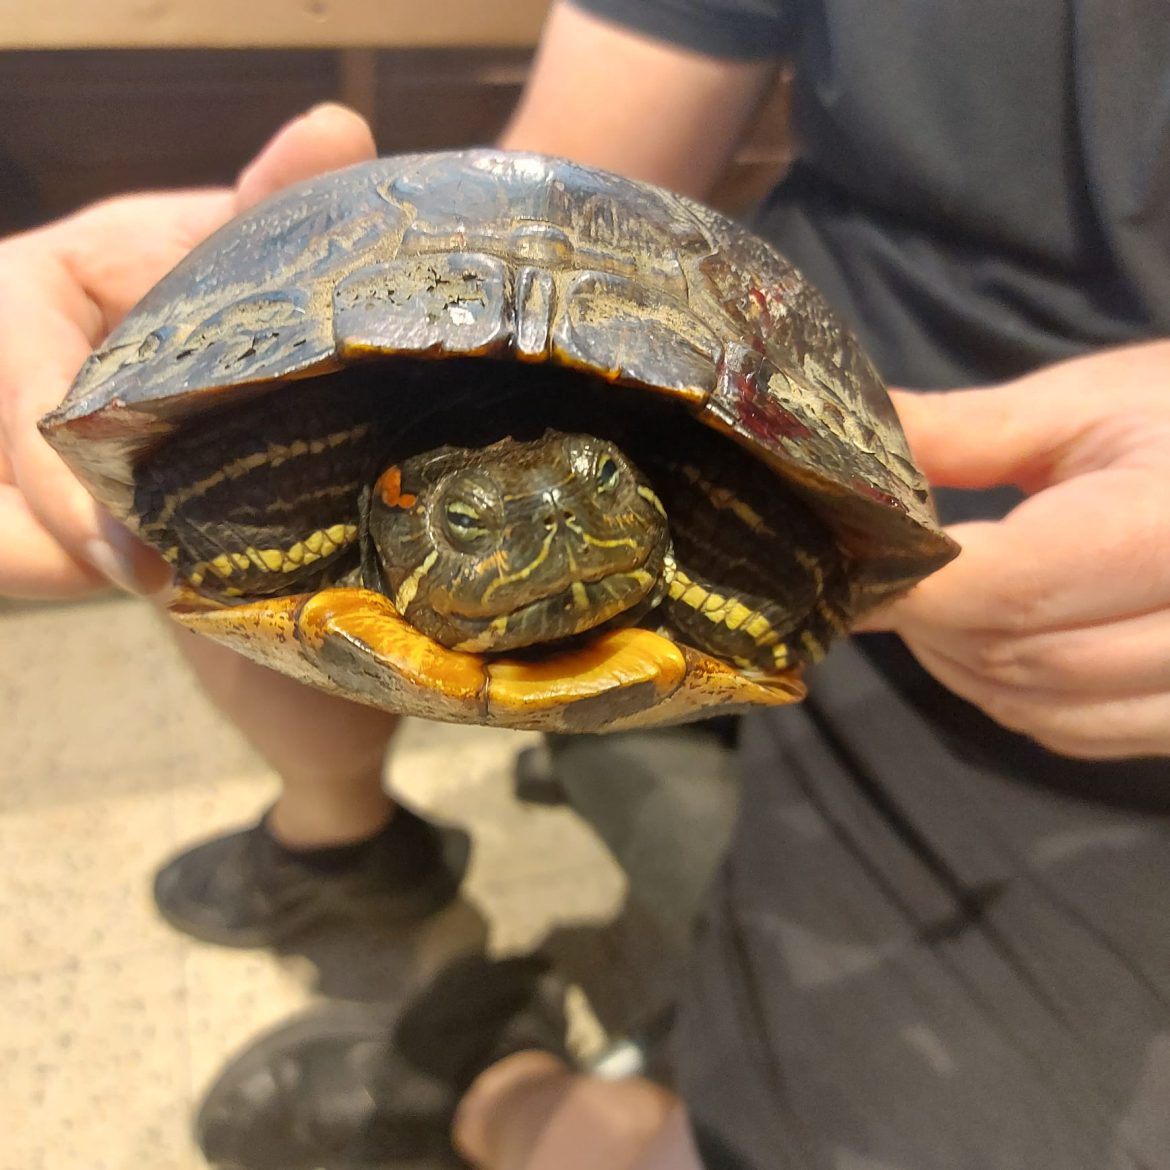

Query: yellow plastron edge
[167,586,804,733]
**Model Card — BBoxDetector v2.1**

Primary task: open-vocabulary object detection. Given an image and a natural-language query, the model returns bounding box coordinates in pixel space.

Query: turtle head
[366,432,671,653]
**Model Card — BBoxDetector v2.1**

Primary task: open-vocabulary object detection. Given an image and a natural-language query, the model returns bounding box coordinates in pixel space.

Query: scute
[333,253,513,359]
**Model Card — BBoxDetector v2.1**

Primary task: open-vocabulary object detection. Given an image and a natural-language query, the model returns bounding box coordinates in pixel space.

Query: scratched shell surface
[41,150,954,604]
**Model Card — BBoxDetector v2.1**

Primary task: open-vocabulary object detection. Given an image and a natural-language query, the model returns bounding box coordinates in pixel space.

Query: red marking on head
[376,466,417,509]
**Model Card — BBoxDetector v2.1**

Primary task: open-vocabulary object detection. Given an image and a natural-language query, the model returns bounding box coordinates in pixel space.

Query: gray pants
[554,635,1170,1170]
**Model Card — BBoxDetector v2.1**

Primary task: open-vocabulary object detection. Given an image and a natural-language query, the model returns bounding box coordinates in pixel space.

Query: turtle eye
[596,455,620,493]
[444,500,487,541]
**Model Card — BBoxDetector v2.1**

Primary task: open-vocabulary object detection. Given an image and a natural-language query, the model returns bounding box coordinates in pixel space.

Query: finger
[874,471,1170,633]
[889,343,1168,491]
[889,384,1074,491]
[907,639,1170,759]
[0,100,376,605]
[1,195,234,596]
[899,607,1170,698]
[0,485,107,596]
[235,103,377,211]
[2,192,240,410]
[0,263,170,594]
[55,190,236,329]
[0,245,118,585]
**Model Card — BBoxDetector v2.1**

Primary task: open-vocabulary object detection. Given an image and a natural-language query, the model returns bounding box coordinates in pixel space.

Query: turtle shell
[41,150,957,732]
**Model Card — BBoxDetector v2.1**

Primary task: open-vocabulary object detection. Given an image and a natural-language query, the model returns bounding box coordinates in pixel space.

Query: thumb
[235,103,377,211]
[888,382,1079,494]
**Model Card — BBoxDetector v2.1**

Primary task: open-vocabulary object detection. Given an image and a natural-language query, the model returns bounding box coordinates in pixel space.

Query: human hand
[453,1052,696,1170]
[859,341,1170,759]
[0,103,375,598]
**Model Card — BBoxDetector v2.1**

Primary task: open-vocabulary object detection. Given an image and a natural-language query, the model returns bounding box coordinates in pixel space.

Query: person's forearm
[498,0,776,199]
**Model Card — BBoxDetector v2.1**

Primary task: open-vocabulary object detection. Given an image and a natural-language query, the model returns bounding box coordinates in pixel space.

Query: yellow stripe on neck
[184,523,358,589]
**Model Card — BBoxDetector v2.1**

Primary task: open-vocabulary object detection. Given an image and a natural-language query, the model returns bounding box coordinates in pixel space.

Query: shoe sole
[196,1001,468,1169]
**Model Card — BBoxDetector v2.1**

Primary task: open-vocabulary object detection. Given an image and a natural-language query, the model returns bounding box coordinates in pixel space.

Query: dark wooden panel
[0,48,791,234]
[0,50,338,229]
[371,48,531,154]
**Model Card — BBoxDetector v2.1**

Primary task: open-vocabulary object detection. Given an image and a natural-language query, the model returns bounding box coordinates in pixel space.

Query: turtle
[40,150,958,734]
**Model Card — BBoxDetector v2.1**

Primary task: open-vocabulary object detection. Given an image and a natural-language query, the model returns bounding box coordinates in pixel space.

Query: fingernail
[302,102,347,127]
[85,515,174,597]
[83,535,143,594]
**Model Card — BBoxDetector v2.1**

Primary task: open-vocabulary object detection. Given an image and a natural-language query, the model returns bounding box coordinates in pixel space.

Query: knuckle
[970,635,1032,687]
[1035,639,1098,690]
[972,631,1095,691]
[985,575,1059,633]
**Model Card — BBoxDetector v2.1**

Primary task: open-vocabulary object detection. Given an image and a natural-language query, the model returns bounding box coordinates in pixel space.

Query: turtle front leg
[658,553,845,675]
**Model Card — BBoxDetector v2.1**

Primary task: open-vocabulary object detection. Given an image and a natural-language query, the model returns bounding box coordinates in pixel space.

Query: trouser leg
[674,639,1170,1170]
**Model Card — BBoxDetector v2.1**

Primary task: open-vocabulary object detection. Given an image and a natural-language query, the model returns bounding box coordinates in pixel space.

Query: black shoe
[153,807,470,948]
[196,954,570,1170]
[512,743,567,807]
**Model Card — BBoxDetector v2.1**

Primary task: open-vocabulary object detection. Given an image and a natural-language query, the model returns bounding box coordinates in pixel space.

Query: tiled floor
[0,593,631,1170]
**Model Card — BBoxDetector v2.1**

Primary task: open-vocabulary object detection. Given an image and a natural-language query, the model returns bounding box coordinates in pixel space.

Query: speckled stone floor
[0,592,637,1170]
